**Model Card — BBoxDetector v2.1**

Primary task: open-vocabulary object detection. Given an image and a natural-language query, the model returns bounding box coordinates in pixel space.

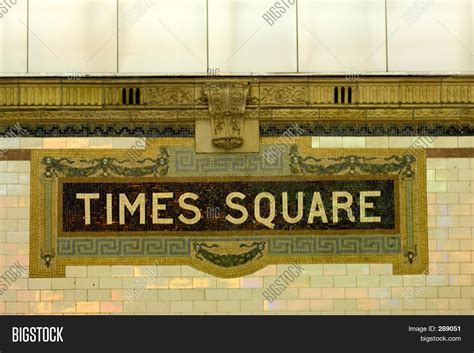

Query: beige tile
[99,278,122,289]
[345,288,368,298]
[310,299,334,310]
[51,279,76,290]
[88,266,111,277]
[0,138,20,149]
[66,266,88,277]
[322,288,345,299]
[217,301,241,312]
[16,290,40,302]
[7,161,29,173]
[427,182,447,193]
[88,138,114,149]
[319,137,343,148]
[100,302,123,313]
[323,264,346,275]
[29,302,52,314]
[365,137,389,148]
[333,276,357,288]
[146,302,170,313]
[43,138,67,149]
[53,302,76,313]
[388,137,415,148]
[110,266,134,277]
[76,302,100,313]
[241,300,263,312]
[433,137,458,148]
[427,159,447,169]
[206,289,229,300]
[342,137,365,148]
[66,138,90,149]
[357,299,380,310]
[369,264,393,275]
[311,137,320,148]
[19,138,43,149]
[170,301,194,313]
[75,278,98,289]
[28,279,51,290]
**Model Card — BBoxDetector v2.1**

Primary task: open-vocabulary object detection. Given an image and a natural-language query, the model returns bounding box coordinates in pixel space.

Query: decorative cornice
[0,76,473,134]
[203,81,249,150]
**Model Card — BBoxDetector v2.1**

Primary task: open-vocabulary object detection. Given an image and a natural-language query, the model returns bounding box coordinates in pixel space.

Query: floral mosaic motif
[289,145,415,177]
[41,148,169,177]
[193,242,265,268]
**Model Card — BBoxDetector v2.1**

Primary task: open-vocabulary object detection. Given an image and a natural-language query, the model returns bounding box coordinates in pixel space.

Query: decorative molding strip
[0,76,472,114]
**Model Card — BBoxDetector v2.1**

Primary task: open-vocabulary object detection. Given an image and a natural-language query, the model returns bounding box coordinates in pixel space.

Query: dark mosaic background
[62,179,396,233]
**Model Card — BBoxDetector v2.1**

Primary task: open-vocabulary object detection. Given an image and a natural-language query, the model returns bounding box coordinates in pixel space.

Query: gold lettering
[282,192,303,224]
[119,193,145,225]
[152,192,174,224]
[332,191,355,223]
[178,192,201,225]
[76,193,99,225]
[308,192,328,224]
[254,192,276,229]
[225,192,248,225]
[360,191,381,223]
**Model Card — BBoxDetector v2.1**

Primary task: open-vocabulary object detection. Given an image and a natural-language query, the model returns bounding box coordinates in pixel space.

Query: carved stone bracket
[203,81,250,150]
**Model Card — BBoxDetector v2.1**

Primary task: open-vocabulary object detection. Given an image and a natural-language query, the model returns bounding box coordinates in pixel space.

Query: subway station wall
[0,136,472,315]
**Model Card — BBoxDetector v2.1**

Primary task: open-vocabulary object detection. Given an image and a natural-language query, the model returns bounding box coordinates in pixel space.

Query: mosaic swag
[29,138,428,278]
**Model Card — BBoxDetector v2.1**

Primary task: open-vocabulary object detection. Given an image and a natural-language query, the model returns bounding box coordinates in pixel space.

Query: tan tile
[41,290,64,301]
[76,302,100,313]
[366,137,389,148]
[319,137,343,148]
[434,137,458,148]
[19,138,43,149]
[53,302,76,313]
[66,138,90,149]
[43,138,67,149]
[29,302,52,314]
[342,137,365,148]
[66,266,87,277]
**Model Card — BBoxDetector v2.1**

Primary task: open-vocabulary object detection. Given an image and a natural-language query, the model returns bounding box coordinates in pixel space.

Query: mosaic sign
[30,138,428,277]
